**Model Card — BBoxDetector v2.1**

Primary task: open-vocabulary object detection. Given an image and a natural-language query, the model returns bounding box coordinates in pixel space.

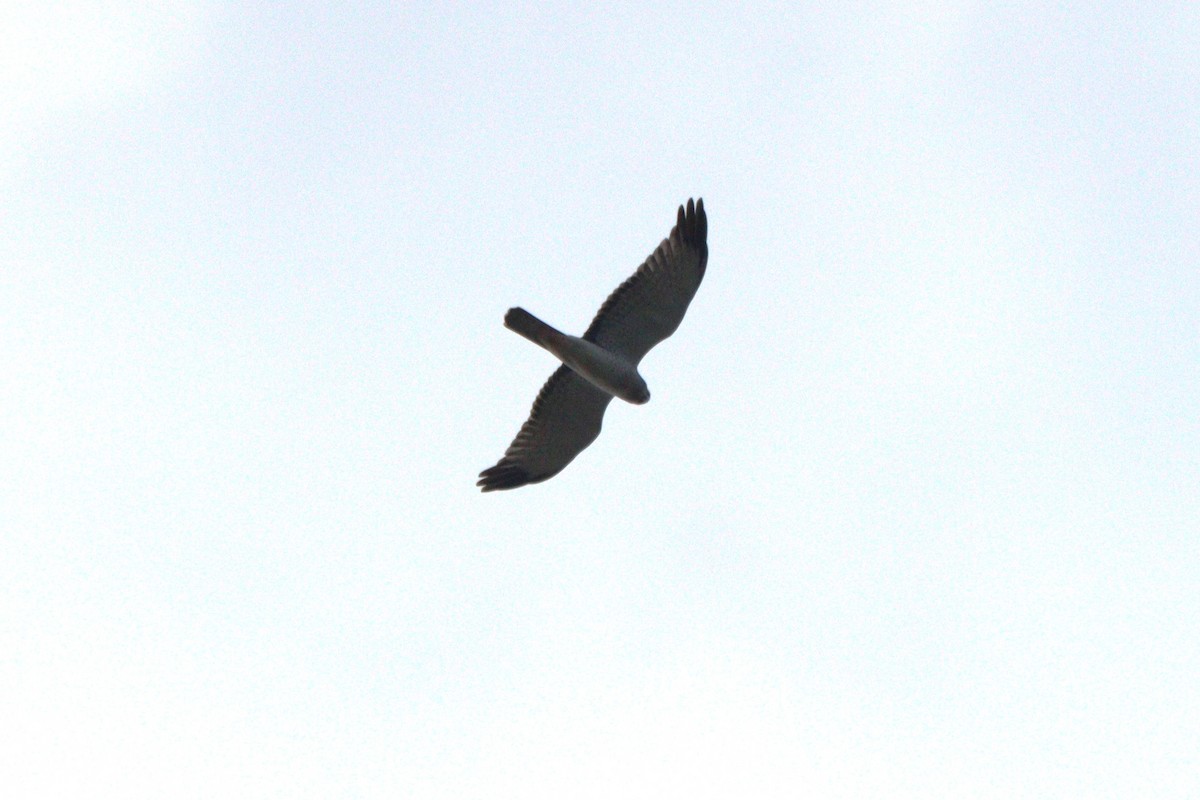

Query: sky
[2,2,1198,797]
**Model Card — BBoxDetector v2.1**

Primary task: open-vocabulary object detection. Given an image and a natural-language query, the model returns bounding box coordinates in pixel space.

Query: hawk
[478,198,708,492]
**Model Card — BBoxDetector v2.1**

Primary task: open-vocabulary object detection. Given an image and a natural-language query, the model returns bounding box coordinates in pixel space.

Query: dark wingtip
[477,462,532,492]
[676,197,706,246]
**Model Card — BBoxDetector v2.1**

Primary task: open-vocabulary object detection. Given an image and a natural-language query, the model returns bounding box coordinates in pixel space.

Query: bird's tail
[504,307,564,350]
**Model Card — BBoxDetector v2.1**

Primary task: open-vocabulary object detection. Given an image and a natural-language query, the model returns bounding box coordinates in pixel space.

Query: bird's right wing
[477,365,614,491]
[582,198,708,364]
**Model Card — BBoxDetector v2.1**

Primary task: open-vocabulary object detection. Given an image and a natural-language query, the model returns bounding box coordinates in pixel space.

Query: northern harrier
[478,198,708,492]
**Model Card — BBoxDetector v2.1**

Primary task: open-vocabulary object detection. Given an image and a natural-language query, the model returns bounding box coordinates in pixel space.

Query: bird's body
[504,307,650,405]
[478,198,708,492]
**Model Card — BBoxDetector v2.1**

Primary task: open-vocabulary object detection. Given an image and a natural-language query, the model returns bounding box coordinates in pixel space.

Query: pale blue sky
[3,2,1198,798]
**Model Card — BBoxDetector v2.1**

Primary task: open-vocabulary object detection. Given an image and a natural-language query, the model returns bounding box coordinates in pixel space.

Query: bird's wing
[582,198,708,364]
[477,365,615,491]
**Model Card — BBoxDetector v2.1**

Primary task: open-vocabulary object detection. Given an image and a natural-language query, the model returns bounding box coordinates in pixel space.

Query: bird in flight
[478,198,708,492]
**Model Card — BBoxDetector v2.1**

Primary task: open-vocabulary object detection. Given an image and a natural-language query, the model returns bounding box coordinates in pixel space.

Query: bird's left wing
[477,365,615,491]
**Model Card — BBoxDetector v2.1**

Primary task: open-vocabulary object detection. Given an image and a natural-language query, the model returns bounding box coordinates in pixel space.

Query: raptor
[478,198,708,491]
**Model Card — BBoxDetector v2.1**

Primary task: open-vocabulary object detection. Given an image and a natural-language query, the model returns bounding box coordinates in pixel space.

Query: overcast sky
[3,2,1198,798]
